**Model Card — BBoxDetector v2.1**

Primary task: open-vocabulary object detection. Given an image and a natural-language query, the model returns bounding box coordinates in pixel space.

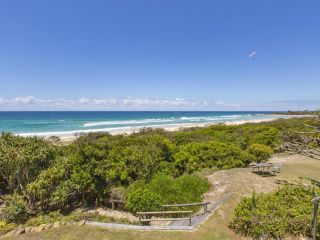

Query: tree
[0,133,56,209]
[282,116,320,160]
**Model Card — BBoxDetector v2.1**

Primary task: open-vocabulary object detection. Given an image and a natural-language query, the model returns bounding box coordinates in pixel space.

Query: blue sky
[0,0,319,110]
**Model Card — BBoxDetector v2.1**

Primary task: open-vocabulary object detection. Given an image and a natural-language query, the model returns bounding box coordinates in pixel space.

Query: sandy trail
[203,153,320,204]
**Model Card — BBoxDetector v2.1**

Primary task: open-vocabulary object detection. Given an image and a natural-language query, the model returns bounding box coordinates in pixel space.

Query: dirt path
[204,153,320,203]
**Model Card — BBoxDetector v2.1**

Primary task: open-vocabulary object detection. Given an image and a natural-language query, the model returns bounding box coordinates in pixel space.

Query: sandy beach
[17,115,307,142]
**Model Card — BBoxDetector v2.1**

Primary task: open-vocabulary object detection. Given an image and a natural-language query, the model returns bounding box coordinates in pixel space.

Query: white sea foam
[16,115,293,138]
[180,116,218,121]
[83,115,245,127]
[83,118,177,127]
[219,114,249,118]
[17,126,133,137]
[18,122,197,137]
[179,116,247,121]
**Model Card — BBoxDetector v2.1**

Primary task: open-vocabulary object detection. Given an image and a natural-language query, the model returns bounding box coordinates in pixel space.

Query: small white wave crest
[83,118,176,127]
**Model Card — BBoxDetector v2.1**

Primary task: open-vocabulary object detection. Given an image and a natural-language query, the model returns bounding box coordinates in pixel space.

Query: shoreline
[16,115,308,142]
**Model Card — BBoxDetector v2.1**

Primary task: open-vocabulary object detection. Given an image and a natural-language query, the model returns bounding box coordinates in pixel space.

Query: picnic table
[251,163,279,175]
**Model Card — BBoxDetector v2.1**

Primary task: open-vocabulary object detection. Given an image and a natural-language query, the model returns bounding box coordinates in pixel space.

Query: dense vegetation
[230,184,320,239]
[0,117,317,234]
[229,116,320,239]
[273,110,320,115]
[125,174,210,212]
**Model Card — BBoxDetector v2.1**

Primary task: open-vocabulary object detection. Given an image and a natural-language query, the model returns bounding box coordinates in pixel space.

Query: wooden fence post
[312,194,319,240]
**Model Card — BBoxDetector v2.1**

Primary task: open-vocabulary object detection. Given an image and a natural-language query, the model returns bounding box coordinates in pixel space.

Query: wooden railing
[110,199,125,210]
[137,210,193,226]
[163,202,211,214]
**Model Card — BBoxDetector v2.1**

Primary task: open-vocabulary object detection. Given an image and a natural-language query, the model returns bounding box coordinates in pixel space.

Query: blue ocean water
[0,111,286,136]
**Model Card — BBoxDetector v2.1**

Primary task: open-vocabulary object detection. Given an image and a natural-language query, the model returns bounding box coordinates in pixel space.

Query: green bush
[24,211,63,227]
[125,174,210,213]
[125,188,163,213]
[247,143,273,163]
[103,134,175,184]
[246,127,281,149]
[0,221,16,236]
[3,195,28,223]
[0,133,57,196]
[174,141,251,173]
[230,185,320,239]
[174,174,210,204]
[149,173,210,205]
[1,117,316,223]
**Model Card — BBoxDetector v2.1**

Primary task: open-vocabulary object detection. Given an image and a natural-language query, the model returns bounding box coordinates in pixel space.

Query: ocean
[0,111,287,136]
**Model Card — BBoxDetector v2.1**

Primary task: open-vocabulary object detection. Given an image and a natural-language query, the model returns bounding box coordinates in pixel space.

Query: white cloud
[0,98,9,104]
[0,96,209,110]
[0,96,319,111]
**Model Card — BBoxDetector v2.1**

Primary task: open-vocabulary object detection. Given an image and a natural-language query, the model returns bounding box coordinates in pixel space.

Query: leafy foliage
[125,188,163,213]
[125,174,210,213]
[174,141,252,173]
[103,135,175,184]
[0,133,56,198]
[0,117,316,228]
[230,185,320,239]
[247,143,273,163]
[2,195,28,223]
[0,221,16,236]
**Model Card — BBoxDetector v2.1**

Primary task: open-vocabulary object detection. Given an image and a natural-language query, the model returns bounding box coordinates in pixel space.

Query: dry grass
[5,153,320,240]
[205,153,320,201]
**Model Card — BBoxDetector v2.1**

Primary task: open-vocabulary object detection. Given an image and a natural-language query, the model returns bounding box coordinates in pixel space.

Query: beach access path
[85,193,232,231]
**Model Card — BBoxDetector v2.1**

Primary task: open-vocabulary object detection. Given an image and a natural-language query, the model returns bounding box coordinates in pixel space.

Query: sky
[0,0,319,111]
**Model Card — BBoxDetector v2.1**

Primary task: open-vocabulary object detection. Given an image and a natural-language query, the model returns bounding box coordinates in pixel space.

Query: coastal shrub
[146,174,181,204]
[125,174,210,213]
[27,134,175,210]
[125,189,163,213]
[230,185,320,239]
[174,141,251,174]
[0,133,57,197]
[171,131,215,145]
[174,174,211,203]
[245,127,281,149]
[247,143,273,162]
[27,156,72,209]
[104,135,175,184]
[27,148,111,209]
[3,195,28,223]
[0,221,16,236]
[2,117,316,224]
[148,173,210,204]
